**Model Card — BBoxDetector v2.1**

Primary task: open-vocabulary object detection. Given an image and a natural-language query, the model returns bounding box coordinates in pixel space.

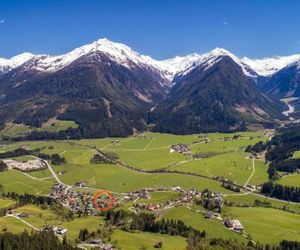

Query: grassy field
[223,207,300,244]
[15,204,105,242]
[277,175,300,187]
[0,216,31,233]
[138,191,180,204]
[112,229,187,250]
[56,162,231,193]
[2,129,300,248]
[164,206,245,243]
[0,120,78,138]
[0,198,15,209]
[170,152,268,185]
[224,193,300,214]
[0,170,54,195]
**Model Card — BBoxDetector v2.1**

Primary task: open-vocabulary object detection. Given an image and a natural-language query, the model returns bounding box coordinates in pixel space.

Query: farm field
[0,170,54,195]
[163,206,245,243]
[2,130,298,248]
[277,175,300,188]
[0,120,78,138]
[56,162,230,193]
[0,198,15,209]
[0,216,31,233]
[111,229,187,250]
[14,204,105,242]
[224,193,300,214]
[169,152,268,185]
[222,207,300,244]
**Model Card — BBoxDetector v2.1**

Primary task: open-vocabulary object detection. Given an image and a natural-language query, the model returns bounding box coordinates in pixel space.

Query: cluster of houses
[179,189,201,203]
[87,239,113,250]
[50,184,101,216]
[42,225,68,237]
[170,144,191,154]
[123,188,151,202]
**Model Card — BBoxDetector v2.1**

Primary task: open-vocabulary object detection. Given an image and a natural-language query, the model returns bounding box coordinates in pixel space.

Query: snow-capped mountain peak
[241,54,300,76]
[0,52,35,73]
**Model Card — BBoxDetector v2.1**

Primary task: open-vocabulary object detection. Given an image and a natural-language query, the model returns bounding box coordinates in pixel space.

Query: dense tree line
[0,230,76,250]
[105,210,206,239]
[1,128,84,142]
[36,153,66,165]
[90,154,115,164]
[0,148,36,159]
[245,141,267,154]
[3,192,54,207]
[261,182,300,202]
[222,182,240,192]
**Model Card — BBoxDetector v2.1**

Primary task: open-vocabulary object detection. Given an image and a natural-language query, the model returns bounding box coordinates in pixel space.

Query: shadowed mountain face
[0,52,168,137]
[261,63,300,98]
[151,56,285,134]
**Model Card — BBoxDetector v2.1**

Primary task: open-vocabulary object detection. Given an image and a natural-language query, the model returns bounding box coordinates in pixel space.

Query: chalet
[74,182,86,188]
[53,227,68,236]
[225,219,244,232]
[171,186,181,192]
[205,211,214,219]
[102,243,113,250]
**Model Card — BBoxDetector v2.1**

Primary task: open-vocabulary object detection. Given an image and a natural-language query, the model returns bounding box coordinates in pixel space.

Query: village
[40,182,245,239]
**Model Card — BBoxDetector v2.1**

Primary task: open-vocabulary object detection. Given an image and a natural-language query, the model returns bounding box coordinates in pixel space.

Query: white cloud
[0,19,5,24]
[223,21,228,25]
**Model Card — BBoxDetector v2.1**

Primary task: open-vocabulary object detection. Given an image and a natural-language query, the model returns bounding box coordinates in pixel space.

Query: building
[205,211,214,219]
[225,219,244,232]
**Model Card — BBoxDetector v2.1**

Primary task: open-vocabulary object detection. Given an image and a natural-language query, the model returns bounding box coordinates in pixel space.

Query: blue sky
[0,0,300,59]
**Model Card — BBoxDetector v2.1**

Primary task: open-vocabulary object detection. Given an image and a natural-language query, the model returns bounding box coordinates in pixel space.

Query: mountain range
[0,38,299,137]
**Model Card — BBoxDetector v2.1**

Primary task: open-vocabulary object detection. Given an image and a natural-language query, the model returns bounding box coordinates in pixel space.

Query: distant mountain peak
[241,54,300,76]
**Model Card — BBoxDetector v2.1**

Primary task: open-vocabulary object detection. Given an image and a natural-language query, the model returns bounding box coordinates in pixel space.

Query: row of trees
[0,230,75,250]
[105,210,206,239]
[261,182,300,202]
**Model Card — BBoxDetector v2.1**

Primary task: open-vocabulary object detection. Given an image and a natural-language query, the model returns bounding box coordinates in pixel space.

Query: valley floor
[0,130,300,249]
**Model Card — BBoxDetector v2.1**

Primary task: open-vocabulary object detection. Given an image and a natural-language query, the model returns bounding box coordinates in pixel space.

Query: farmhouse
[74,182,86,188]
[225,219,244,232]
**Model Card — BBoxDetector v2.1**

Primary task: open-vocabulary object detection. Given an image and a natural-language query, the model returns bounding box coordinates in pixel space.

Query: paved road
[42,160,71,187]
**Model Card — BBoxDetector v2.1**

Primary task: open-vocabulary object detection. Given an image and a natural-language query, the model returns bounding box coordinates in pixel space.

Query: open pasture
[277,175,300,188]
[56,162,232,193]
[223,207,300,244]
[0,170,54,195]
[164,206,245,243]
[111,229,187,250]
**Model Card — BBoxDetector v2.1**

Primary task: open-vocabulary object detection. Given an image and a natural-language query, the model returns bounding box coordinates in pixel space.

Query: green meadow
[277,175,300,188]
[111,229,187,250]
[163,206,245,243]
[223,207,300,244]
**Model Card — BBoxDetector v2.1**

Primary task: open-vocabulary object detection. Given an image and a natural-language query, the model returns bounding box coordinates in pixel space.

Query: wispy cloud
[223,21,228,25]
[0,19,5,24]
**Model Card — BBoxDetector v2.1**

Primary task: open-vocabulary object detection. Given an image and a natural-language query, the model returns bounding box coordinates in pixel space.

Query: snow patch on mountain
[0,52,35,73]
[241,54,300,76]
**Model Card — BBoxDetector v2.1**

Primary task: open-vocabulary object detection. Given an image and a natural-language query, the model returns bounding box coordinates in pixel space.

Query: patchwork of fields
[0,130,300,248]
